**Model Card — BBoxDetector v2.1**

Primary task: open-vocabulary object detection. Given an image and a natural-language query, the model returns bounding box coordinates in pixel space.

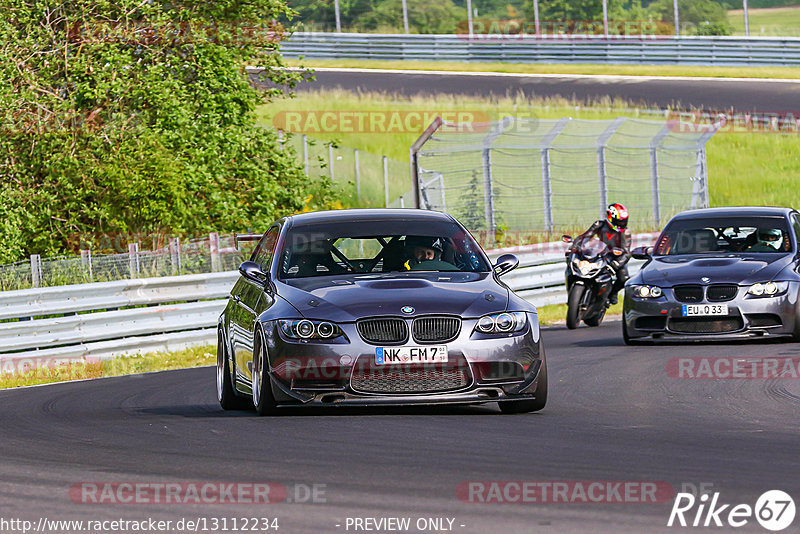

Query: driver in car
[746,228,784,252]
[572,203,631,305]
[403,237,444,270]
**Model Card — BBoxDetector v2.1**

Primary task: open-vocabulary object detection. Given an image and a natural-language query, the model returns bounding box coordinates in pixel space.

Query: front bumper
[261,315,544,406]
[623,283,799,341]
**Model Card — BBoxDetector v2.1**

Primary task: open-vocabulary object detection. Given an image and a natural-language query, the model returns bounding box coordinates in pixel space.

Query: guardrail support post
[169,238,181,275]
[128,243,140,279]
[209,232,221,273]
[30,254,41,288]
[80,250,93,281]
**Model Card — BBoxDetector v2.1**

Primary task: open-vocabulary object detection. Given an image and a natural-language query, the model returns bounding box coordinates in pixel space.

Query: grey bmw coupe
[623,206,800,343]
[217,209,547,415]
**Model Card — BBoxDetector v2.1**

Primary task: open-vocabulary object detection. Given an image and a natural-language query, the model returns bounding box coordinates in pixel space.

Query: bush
[0,0,340,262]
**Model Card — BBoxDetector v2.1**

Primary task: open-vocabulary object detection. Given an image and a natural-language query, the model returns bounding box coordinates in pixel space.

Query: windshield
[653,217,792,255]
[278,219,490,279]
[579,239,609,258]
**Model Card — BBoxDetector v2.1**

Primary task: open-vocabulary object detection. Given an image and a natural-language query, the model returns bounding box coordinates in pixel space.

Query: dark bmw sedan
[217,209,547,415]
[623,206,800,343]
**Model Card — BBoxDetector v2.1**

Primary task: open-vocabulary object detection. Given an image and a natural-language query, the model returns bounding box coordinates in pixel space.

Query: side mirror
[493,254,519,277]
[239,261,268,285]
[561,234,573,243]
[631,246,652,260]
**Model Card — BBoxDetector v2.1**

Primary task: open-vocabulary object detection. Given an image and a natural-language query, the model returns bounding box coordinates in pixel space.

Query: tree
[0,0,338,261]
[647,0,731,33]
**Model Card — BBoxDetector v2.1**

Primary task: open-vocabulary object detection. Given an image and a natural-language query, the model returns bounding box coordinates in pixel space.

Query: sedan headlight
[475,312,527,334]
[747,281,789,297]
[630,285,663,298]
[279,319,344,340]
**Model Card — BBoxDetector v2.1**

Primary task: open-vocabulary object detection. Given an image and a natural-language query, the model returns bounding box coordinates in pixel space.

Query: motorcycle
[561,235,624,329]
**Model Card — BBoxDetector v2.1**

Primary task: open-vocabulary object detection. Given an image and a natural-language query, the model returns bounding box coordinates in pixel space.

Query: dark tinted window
[654,217,791,255]
[278,219,489,278]
[252,226,279,269]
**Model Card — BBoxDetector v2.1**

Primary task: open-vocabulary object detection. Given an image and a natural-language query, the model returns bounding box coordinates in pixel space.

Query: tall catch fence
[410,116,719,236]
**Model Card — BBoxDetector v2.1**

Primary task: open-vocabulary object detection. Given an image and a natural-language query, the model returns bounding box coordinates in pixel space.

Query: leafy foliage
[0,0,339,262]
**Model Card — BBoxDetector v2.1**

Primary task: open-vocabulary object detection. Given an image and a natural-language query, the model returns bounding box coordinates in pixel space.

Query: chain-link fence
[282,134,409,208]
[0,234,254,292]
[411,116,719,237]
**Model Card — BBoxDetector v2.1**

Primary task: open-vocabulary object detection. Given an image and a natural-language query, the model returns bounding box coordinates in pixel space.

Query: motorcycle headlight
[573,259,601,276]
[747,281,788,297]
[632,285,663,298]
[475,312,527,334]
[279,319,344,340]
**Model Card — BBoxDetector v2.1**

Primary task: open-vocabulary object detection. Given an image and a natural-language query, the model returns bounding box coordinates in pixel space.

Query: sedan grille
[351,360,471,394]
[706,284,738,302]
[412,316,461,343]
[674,285,704,303]
[669,317,744,334]
[357,318,408,344]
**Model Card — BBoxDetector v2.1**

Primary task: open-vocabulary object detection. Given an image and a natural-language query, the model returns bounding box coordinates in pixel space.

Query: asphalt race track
[297,68,800,111]
[2,322,799,533]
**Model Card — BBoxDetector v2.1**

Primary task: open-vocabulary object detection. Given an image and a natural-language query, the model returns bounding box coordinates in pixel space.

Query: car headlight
[747,281,789,297]
[279,319,343,340]
[475,312,527,334]
[631,285,663,298]
[572,258,602,276]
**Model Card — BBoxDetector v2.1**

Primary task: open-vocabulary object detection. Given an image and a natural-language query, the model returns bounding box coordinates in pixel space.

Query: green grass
[729,5,800,36]
[260,90,800,225]
[537,301,623,326]
[0,345,215,389]
[289,58,800,80]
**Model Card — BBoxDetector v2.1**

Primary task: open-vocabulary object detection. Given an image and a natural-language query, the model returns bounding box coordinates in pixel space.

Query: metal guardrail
[283,33,800,67]
[0,234,657,372]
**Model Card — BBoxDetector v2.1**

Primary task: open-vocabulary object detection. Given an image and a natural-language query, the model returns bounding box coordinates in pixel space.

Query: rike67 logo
[668,490,796,531]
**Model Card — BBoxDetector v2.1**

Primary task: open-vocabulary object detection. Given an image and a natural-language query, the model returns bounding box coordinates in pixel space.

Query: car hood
[641,254,795,286]
[276,272,508,322]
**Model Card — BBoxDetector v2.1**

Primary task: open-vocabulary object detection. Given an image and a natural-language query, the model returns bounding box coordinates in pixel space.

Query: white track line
[282,66,800,85]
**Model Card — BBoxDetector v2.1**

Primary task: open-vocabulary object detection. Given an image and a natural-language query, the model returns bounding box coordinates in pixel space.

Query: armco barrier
[0,234,657,370]
[282,33,800,67]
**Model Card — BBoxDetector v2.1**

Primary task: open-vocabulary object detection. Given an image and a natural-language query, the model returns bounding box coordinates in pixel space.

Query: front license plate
[375,346,448,365]
[682,304,729,316]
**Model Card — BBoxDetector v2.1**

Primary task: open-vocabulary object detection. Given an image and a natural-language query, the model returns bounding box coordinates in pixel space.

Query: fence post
[383,156,389,208]
[439,174,447,213]
[692,121,721,209]
[80,249,93,280]
[481,147,495,232]
[30,254,41,288]
[169,237,181,275]
[540,118,571,232]
[209,232,221,273]
[128,243,140,279]
[303,135,309,175]
[596,118,625,215]
[649,125,672,227]
[354,148,361,200]
[328,143,334,181]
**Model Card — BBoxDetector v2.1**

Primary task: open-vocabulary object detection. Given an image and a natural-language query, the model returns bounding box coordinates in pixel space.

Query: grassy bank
[0,345,215,389]
[729,5,800,37]
[536,301,623,326]
[288,58,800,80]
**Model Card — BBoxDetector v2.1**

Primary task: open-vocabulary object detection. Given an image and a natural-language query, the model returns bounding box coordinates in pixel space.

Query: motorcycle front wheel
[566,284,586,330]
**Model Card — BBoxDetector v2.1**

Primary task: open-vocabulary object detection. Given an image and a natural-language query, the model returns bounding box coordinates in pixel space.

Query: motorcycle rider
[572,203,631,305]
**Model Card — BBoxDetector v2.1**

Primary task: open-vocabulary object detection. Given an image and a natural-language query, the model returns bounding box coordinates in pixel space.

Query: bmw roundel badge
[401,306,415,314]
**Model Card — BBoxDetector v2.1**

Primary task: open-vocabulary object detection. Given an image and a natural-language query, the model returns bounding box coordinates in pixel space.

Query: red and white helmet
[606,203,629,231]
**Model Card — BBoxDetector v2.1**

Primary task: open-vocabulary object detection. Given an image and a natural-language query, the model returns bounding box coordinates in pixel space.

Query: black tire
[584,305,607,327]
[252,331,280,416]
[499,357,548,414]
[622,316,646,346]
[217,330,250,410]
[566,284,585,330]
